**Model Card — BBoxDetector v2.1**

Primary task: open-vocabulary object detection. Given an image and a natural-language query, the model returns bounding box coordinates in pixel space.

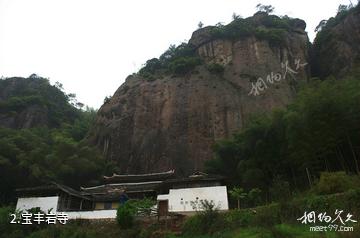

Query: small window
[104,202,112,210]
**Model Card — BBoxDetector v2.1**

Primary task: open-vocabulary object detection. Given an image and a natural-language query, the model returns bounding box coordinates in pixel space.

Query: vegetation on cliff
[209,12,304,47]
[139,43,201,79]
[312,2,360,78]
[0,75,80,128]
[138,5,305,80]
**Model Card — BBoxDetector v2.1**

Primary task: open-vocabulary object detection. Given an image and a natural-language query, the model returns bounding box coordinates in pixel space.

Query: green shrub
[210,19,254,40]
[255,27,287,46]
[269,177,291,202]
[343,189,360,214]
[314,171,360,195]
[223,209,254,227]
[116,202,135,229]
[27,226,98,238]
[127,198,156,217]
[0,206,14,238]
[138,43,200,77]
[116,198,156,229]
[182,200,224,235]
[209,14,291,45]
[169,56,201,75]
[252,204,281,227]
[260,15,290,29]
[207,63,225,74]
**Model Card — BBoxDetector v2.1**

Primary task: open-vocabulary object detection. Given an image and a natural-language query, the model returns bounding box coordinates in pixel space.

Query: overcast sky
[0,0,352,108]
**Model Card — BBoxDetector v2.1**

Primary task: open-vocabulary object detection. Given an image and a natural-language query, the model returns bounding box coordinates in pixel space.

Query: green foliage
[180,187,360,237]
[313,172,360,195]
[169,56,201,75]
[116,202,135,229]
[210,18,254,40]
[207,63,225,74]
[207,78,360,203]
[0,76,80,127]
[209,13,293,46]
[229,187,247,209]
[0,125,105,204]
[252,204,281,227]
[138,11,298,79]
[182,200,223,236]
[255,27,287,46]
[269,177,291,202]
[126,198,156,216]
[139,43,201,78]
[0,84,103,205]
[223,209,254,228]
[0,77,107,205]
[0,206,16,238]
[248,188,262,206]
[116,199,156,229]
[5,219,143,238]
[256,4,275,14]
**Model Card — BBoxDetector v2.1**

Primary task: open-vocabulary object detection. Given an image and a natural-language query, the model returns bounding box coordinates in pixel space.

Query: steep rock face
[312,5,360,78]
[89,16,310,175]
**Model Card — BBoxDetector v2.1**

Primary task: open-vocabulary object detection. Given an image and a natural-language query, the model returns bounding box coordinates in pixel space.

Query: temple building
[15,170,228,219]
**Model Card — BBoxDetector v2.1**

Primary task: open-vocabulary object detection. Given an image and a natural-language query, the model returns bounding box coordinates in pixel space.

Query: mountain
[0,75,79,129]
[88,12,310,175]
[312,4,360,78]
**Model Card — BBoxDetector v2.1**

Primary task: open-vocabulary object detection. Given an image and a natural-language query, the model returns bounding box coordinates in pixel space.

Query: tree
[54,81,63,90]
[269,177,290,202]
[198,21,204,29]
[116,202,134,229]
[337,4,349,13]
[103,96,111,104]
[248,188,262,206]
[229,187,247,209]
[256,3,274,14]
[315,20,327,32]
[29,73,40,79]
[232,12,241,20]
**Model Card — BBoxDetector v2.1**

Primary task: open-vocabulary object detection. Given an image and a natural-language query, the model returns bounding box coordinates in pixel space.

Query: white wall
[16,196,59,213]
[16,196,117,219]
[67,210,117,219]
[158,186,228,213]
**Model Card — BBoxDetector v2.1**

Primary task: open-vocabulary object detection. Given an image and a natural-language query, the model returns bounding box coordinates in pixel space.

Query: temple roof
[16,182,91,200]
[102,169,175,183]
[81,181,163,194]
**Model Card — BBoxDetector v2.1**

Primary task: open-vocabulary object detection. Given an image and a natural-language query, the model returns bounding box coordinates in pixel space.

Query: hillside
[0,75,79,129]
[0,75,105,204]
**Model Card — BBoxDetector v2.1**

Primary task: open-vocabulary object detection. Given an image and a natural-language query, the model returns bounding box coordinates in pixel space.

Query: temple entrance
[158,200,168,217]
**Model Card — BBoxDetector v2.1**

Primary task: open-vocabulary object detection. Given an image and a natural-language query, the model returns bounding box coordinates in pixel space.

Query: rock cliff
[88,13,310,175]
[312,5,360,78]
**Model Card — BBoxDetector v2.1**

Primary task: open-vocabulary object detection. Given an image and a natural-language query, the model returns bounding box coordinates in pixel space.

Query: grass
[174,224,344,238]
